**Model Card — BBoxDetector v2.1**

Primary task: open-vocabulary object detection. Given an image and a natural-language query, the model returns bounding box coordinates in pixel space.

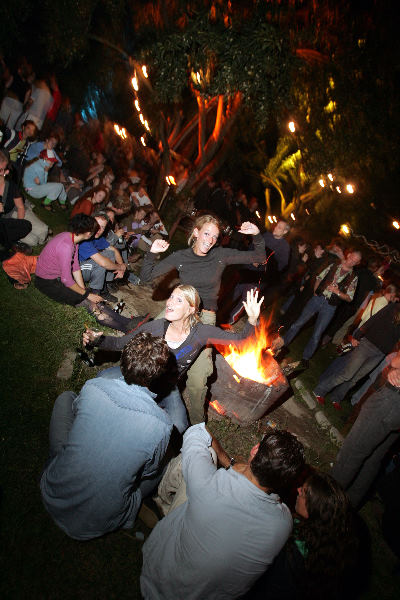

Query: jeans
[331,383,400,506]
[26,183,67,204]
[351,352,396,405]
[98,367,189,433]
[314,337,384,404]
[80,249,116,291]
[283,295,336,360]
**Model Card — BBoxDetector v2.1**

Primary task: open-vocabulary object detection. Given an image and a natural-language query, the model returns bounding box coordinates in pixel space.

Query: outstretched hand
[238,221,260,236]
[150,239,170,254]
[83,328,104,346]
[243,288,264,326]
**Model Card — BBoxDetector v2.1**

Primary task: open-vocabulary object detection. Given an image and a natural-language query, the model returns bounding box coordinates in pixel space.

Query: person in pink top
[35,213,146,333]
[35,214,102,306]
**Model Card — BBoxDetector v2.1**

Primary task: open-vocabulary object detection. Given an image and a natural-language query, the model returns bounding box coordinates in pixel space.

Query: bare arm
[73,268,85,289]
[206,427,232,468]
[90,251,125,272]
[108,245,125,265]
[14,196,25,219]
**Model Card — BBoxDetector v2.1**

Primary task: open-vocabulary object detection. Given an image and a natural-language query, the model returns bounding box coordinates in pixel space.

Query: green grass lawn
[1,204,399,598]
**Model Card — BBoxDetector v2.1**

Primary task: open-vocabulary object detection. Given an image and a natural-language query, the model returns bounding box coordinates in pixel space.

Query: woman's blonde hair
[187,214,220,247]
[175,284,201,328]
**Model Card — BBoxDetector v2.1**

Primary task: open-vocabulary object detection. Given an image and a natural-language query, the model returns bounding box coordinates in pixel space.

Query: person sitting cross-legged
[40,332,175,540]
[140,426,305,600]
[79,213,126,302]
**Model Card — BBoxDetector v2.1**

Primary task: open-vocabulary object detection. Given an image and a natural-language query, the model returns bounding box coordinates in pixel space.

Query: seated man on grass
[40,333,174,540]
[79,213,126,302]
[141,425,305,600]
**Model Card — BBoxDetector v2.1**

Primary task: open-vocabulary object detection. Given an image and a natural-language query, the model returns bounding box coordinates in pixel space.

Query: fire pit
[209,321,289,425]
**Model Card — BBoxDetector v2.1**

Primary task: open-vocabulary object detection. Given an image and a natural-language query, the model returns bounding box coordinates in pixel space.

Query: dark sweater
[354,303,400,354]
[140,234,266,311]
[98,319,255,377]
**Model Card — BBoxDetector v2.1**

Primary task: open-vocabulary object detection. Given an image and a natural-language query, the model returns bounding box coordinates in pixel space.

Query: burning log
[209,319,289,425]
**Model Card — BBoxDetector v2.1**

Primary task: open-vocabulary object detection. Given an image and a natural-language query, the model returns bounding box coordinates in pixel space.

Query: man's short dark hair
[250,429,305,493]
[68,214,98,235]
[22,120,37,134]
[121,332,171,388]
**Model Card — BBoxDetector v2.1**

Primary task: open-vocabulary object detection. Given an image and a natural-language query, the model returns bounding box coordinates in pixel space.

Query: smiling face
[192,223,219,256]
[165,288,195,323]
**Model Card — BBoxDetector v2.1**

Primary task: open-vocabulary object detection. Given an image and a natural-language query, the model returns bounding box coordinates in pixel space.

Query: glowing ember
[221,318,279,386]
[209,399,226,415]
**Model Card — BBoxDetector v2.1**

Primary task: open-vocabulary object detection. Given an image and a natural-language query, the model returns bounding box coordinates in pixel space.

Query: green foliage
[141,9,296,127]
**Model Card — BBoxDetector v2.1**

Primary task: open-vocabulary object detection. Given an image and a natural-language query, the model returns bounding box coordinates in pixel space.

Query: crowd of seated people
[3,54,400,600]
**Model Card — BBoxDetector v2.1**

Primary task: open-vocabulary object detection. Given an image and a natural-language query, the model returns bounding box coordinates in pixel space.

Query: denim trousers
[80,249,116,291]
[331,384,400,506]
[351,352,396,405]
[314,337,384,404]
[283,295,336,360]
[97,366,189,434]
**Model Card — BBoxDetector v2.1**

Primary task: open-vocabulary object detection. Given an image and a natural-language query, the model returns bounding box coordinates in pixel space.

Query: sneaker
[313,393,325,405]
[332,401,342,411]
[100,288,118,303]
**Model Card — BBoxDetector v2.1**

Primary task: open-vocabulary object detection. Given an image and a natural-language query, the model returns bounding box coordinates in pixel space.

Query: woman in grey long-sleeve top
[139,213,266,422]
[85,285,262,432]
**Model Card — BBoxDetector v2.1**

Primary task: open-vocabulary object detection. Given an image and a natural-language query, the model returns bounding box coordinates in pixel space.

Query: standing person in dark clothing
[140,214,265,423]
[322,257,383,346]
[313,302,400,409]
[331,352,400,507]
[228,220,291,324]
[280,242,328,328]
[273,250,361,368]
[193,175,216,212]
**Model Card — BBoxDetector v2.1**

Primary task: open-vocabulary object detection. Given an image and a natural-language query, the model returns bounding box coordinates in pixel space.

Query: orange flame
[210,399,226,415]
[220,317,282,386]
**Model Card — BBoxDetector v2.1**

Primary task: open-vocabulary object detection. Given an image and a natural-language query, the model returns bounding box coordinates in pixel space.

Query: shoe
[100,288,118,303]
[107,282,119,293]
[220,323,233,331]
[332,401,342,411]
[314,393,325,405]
